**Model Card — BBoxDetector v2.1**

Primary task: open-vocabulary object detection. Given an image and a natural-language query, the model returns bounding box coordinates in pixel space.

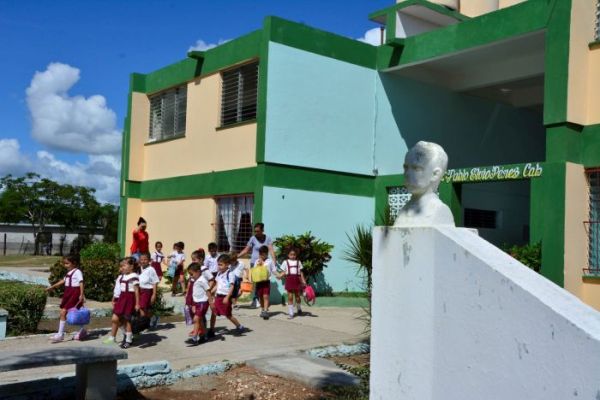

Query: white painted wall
[371,226,600,400]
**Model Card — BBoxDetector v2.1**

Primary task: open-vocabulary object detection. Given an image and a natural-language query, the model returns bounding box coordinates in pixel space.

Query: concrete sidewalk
[0,306,367,385]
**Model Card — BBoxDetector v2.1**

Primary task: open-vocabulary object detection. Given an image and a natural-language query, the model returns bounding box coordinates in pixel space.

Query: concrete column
[75,360,117,400]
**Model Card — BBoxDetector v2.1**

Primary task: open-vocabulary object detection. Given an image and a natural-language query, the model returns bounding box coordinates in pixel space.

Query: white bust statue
[393,141,455,227]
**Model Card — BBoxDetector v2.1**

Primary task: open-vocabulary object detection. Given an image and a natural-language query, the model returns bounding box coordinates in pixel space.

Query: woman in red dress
[131,217,149,261]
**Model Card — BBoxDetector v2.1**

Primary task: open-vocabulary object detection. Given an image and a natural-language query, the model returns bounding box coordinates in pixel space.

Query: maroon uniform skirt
[114,292,136,318]
[255,281,270,298]
[139,288,153,311]
[151,262,163,279]
[284,274,301,292]
[185,280,195,306]
[194,301,209,318]
[60,286,81,309]
[214,295,232,317]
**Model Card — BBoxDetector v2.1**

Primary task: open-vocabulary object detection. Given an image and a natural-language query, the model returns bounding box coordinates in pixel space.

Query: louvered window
[221,62,258,126]
[149,85,187,141]
[585,169,600,274]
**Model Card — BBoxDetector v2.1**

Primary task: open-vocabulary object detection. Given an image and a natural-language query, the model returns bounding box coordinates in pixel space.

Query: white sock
[125,332,133,343]
[58,320,66,335]
[107,335,115,341]
[297,304,302,313]
[288,305,294,316]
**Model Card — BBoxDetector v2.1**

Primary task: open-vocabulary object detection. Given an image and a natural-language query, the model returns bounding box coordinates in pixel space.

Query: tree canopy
[0,173,118,252]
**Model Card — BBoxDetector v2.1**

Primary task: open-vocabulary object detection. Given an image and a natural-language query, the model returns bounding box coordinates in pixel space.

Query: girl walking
[151,241,165,281]
[168,241,186,296]
[138,252,160,328]
[278,248,306,319]
[103,257,140,349]
[251,246,277,320]
[46,255,86,342]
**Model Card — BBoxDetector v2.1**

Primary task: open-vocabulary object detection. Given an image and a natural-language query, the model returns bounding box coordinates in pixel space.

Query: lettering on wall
[442,163,543,184]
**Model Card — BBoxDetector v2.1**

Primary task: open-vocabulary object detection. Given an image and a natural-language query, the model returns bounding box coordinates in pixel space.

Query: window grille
[149,85,187,141]
[221,62,258,126]
[584,169,600,274]
[596,1,600,41]
[388,186,412,219]
[464,208,498,229]
[215,195,254,252]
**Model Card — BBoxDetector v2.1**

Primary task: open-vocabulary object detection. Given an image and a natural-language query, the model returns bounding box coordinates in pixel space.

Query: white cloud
[188,38,230,52]
[0,138,120,204]
[358,27,384,46]
[36,151,120,204]
[0,139,32,176]
[26,62,121,155]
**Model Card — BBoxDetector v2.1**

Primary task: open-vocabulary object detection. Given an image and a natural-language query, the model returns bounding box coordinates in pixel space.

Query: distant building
[119,0,600,308]
[0,223,103,255]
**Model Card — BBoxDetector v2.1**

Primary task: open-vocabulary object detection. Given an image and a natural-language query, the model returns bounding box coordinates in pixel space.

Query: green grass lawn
[0,255,60,268]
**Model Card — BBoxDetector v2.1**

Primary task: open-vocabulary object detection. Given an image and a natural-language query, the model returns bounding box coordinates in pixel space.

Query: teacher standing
[130,217,149,261]
[238,222,277,308]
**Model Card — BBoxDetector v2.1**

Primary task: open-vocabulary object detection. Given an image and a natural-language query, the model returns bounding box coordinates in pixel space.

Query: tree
[0,173,115,255]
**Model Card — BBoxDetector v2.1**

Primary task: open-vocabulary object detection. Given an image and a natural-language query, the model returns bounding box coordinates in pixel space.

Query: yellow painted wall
[566,0,595,125]
[137,197,216,257]
[563,163,588,299]
[129,93,149,181]
[460,0,498,18]
[587,47,600,125]
[563,162,600,311]
[128,71,257,182]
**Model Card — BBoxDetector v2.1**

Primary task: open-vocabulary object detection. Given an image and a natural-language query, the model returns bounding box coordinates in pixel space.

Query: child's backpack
[66,306,91,325]
[303,285,316,306]
[250,264,269,282]
[167,258,178,278]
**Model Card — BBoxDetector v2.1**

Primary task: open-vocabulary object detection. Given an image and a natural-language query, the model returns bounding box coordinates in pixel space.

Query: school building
[118,0,600,307]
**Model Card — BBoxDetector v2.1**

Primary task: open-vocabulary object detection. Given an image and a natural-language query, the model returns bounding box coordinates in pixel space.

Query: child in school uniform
[168,241,186,297]
[229,252,245,309]
[138,252,160,328]
[46,255,87,342]
[278,248,307,319]
[186,263,211,345]
[103,257,140,349]
[151,241,165,281]
[204,242,219,278]
[207,254,246,337]
[252,245,278,320]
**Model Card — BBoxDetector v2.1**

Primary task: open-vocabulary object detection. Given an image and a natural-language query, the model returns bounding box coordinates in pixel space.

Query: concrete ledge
[0,271,47,286]
[305,342,370,358]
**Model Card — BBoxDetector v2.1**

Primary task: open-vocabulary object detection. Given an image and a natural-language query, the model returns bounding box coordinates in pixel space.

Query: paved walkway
[0,306,367,385]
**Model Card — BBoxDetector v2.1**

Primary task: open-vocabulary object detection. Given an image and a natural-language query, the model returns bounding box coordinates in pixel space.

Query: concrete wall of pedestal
[371,226,600,399]
[262,186,373,292]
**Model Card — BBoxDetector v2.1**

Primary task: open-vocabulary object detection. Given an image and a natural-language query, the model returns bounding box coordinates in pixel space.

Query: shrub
[81,259,120,302]
[504,242,542,272]
[273,232,333,286]
[48,258,67,298]
[48,242,121,301]
[0,281,47,335]
[80,242,120,262]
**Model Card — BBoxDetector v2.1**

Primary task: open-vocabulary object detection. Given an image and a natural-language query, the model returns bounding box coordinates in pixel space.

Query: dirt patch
[121,354,370,400]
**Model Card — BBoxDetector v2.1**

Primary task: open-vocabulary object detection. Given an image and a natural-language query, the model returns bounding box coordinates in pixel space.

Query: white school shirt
[139,266,160,289]
[169,251,185,266]
[192,276,210,303]
[281,260,303,275]
[151,250,165,264]
[113,275,123,298]
[215,270,234,296]
[230,261,245,279]
[199,264,215,282]
[65,268,83,287]
[204,253,219,274]
[119,272,139,292]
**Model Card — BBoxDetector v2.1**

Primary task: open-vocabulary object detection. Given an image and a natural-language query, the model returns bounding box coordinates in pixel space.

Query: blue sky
[0,0,389,202]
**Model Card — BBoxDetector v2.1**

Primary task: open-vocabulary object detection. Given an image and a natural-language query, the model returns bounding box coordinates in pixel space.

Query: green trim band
[266,16,377,70]
[377,0,549,70]
[583,275,600,283]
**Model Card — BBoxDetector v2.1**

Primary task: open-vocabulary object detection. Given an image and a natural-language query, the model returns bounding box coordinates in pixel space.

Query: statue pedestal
[370,226,600,400]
